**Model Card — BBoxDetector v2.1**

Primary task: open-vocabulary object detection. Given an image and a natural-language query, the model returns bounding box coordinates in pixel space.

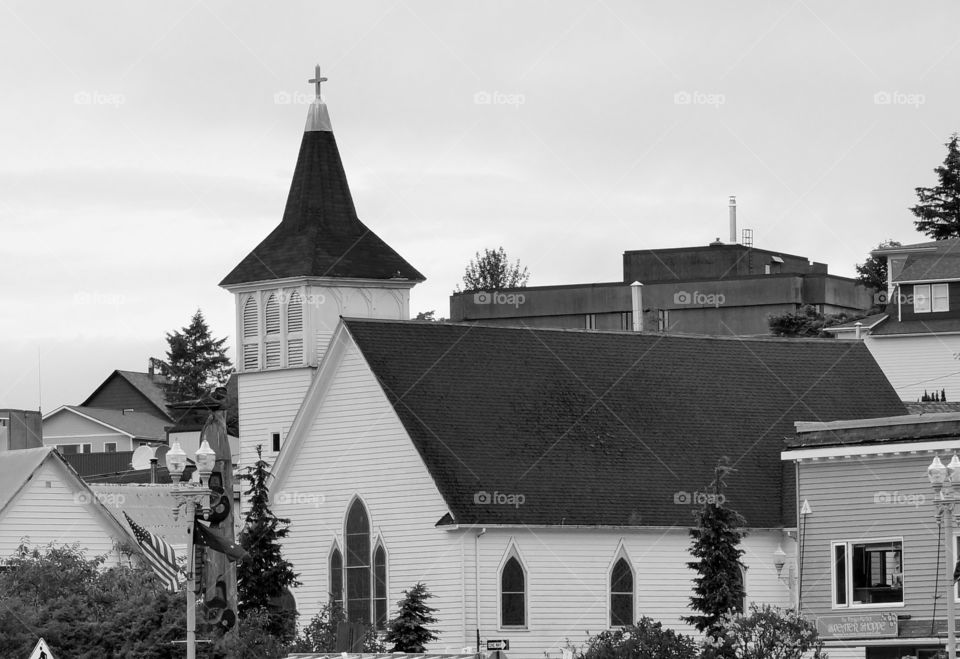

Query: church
[220,69,904,658]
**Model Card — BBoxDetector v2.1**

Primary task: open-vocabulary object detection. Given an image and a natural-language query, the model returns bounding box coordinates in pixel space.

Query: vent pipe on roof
[729,196,737,243]
[630,282,644,332]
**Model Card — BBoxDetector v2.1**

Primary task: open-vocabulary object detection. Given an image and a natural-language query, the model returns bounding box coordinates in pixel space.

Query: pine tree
[158,309,233,404]
[683,463,746,659]
[384,582,439,652]
[237,445,301,640]
[911,133,960,239]
[458,247,530,293]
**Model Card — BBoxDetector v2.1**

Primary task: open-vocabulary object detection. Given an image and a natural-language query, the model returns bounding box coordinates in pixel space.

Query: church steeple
[220,67,424,287]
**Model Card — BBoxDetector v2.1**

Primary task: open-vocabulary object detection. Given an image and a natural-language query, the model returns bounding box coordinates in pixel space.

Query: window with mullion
[374,544,387,629]
[345,500,371,623]
[610,558,634,626]
[330,547,343,608]
[501,555,526,627]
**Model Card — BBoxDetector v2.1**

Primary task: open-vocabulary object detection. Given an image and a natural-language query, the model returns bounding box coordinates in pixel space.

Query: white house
[42,405,170,454]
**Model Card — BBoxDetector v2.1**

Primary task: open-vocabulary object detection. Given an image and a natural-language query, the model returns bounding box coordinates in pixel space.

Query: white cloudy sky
[2,1,959,411]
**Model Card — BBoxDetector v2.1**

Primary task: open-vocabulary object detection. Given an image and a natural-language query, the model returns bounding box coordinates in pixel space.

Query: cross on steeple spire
[308,64,327,100]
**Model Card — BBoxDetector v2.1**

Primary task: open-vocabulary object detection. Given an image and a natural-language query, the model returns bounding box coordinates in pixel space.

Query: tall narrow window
[373,544,387,629]
[610,557,634,626]
[330,546,343,608]
[914,284,931,313]
[264,293,281,368]
[833,544,846,606]
[933,283,950,312]
[287,290,304,366]
[271,432,281,452]
[242,296,259,371]
[345,500,371,623]
[501,555,526,627]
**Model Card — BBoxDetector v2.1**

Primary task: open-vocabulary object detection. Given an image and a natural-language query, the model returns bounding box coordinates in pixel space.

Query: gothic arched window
[610,557,634,626]
[329,545,343,608]
[345,499,371,623]
[373,543,388,629]
[501,553,526,627]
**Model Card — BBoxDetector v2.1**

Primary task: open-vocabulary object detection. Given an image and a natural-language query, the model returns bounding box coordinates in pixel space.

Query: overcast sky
[2,1,959,411]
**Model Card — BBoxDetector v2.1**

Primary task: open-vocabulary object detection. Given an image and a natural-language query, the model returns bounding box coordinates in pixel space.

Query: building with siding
[42,405,170,454]
[0,408,42,451]
[81,368,174,422]
[783,413,960,658]
[827,239,960,402]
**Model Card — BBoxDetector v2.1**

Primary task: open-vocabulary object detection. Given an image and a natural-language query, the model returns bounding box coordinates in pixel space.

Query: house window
[330,546,343,608]
[914,284,931,313]
[56,444,91,455]
[832,540,903,607]
[585,314,597,330]
[934,283,950,312]
[657,309,669,332]
[271,432,281,452]
[374,543,388,629]
[104,442,117,453]
[610,557,634,626]
[619,312,633,331]
[501,554,526,627]
[345,499,372,623]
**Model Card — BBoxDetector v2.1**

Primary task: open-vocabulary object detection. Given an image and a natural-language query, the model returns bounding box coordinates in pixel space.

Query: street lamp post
[167,439,217,659]
[928,455,960,659]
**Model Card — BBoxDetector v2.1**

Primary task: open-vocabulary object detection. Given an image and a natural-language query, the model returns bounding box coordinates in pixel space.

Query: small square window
[104,443,117,453]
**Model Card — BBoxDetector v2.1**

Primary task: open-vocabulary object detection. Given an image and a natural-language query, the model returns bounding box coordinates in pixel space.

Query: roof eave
[220,274,423,293]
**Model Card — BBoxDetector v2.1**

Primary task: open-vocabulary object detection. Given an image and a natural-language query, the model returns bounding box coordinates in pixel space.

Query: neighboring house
[42,405,170,454]
[0,408,42,451]
[81,368,174,422]
[0,447,138,564]
[448,225,873,336]
[826,238,960,401]
[782,413,960,659]
[263,317,903,658]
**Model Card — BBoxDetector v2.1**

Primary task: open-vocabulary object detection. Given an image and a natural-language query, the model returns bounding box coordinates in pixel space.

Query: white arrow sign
[28,638,54,659]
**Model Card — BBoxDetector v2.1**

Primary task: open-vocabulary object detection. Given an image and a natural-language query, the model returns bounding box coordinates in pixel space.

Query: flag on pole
[193,520,250,563]
[123,511,182,592]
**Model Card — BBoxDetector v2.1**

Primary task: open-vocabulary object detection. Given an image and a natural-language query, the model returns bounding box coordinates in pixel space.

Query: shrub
[720,604,826,659]
[569,617,699,659]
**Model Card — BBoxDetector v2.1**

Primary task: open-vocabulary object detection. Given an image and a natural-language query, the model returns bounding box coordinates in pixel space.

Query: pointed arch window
[373,543,387,629]
[264,293,281,369]
[345,499,371,623]
[242,296,259,371]
[286,290,304,367]
[610,557,634,626]
[501,553,526,627]
[329,545,343,608]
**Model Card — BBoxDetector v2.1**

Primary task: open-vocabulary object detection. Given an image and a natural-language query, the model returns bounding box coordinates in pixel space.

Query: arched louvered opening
[264,293,281,368]
[287,290,304,367]
[373,543,387,629]
[345,499,371,623]
[241,296,259,371]
[610,557,634,626]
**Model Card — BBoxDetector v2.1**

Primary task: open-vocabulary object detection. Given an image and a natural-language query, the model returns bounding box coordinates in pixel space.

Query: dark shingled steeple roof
[220,100,424,286]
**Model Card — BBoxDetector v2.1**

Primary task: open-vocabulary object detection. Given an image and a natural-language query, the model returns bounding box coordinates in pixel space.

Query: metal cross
[308,64,327,100]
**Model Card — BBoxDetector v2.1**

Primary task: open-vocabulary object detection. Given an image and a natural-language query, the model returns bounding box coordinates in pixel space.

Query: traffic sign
[28,638,54,659]
[487,639,510,651]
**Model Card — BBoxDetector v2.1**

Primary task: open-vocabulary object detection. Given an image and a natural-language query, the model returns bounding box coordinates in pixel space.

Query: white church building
[220,70,905,658]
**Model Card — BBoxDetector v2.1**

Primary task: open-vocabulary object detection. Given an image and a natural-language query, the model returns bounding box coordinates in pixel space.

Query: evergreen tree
[384,582,439,652]
[237,445,301,641]
[911,133,960,239]
[458,247,530,292]
[157,309,233,404]
[683,463,746,659]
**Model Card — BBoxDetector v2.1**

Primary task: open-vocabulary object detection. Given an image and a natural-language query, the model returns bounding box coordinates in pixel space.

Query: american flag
[123,511,182,592]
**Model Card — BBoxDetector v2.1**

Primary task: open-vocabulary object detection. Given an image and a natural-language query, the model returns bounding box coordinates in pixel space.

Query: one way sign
[28,638,54,659]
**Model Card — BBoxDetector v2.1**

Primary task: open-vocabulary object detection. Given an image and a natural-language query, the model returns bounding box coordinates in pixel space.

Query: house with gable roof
[827,238,960,401]
[221,70,907,656]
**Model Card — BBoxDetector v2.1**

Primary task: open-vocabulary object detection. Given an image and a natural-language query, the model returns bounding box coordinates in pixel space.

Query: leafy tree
[0,542,188,658]
[768,305,863,338]
[568,618,699,659]
[290,599,385,653]
[414,310,446,322]
[384,582,439,652]
[720,604,826,659]
[458,246,530,292]
[683,463,746,659]
[856,240,901,293]
[912,133,960,239]
[237,445,301,641]
[157,309,233,404]
[215,606,294,659]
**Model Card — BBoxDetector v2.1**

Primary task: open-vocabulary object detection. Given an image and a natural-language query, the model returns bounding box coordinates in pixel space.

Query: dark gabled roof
[823,313,888,332]
[81,370,172,421]
[891,237,960,282]
[870,316,960,336]
[220,111,424,286]
[343,319,905,528]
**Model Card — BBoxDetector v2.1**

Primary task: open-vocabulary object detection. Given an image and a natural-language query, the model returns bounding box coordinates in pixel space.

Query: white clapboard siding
[864,333,960,400]
[796,453,943,623]
[41,410,132,452]
[0,459,125,564]
[237,368,314,474]
[274,340,463,644]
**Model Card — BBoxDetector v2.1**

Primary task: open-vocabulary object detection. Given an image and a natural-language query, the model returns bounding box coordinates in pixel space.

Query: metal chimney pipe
[630,281,644,332]
[729,195,737,243]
